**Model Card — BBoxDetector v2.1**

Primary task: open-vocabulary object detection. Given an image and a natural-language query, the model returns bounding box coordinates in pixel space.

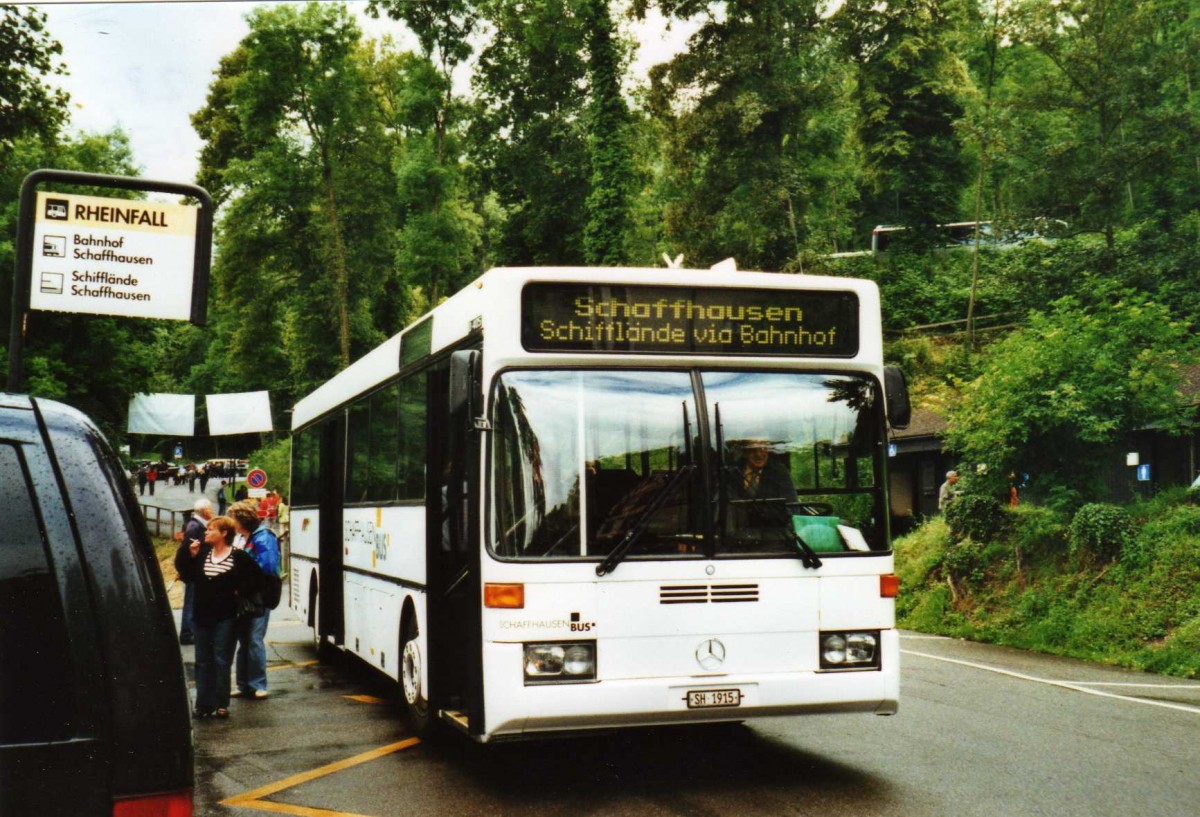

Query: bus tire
[309,580,334,661]
[399,616,434,738]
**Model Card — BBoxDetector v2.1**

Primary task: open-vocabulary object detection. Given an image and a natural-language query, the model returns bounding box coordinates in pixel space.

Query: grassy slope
[894,491,1200,678]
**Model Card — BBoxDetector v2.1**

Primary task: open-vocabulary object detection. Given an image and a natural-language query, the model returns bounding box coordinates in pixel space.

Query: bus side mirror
[884,366,911,430]
[450,350,481,421]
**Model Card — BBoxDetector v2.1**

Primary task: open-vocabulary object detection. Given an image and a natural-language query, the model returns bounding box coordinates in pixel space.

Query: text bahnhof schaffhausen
[72,235,153,265]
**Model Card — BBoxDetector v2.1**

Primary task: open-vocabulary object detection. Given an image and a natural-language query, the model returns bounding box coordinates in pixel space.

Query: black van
[0,395,193,816]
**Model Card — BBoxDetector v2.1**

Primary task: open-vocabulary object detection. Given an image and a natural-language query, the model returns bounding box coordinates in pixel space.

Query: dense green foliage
[0,5,69,156]
[944,493,1006,543]
[8,2,1200,432]
[945,292,1195,503]
[0,132,162,440]
[5,0,1200,676]
[1068,503,1136,562]
[896,493,1200,677]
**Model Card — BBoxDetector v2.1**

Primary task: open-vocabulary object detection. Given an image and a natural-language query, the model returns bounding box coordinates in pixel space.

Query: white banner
[207,391,273,435]
[128,393,195,436]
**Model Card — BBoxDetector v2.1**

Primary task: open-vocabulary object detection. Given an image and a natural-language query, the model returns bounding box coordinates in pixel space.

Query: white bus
[288,266,911,742]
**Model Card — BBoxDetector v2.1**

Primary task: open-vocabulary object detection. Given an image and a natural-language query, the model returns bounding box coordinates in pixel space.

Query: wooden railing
[140,503,188,540]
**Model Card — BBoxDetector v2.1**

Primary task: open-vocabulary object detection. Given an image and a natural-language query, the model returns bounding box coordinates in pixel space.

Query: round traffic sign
[246,468,267,489]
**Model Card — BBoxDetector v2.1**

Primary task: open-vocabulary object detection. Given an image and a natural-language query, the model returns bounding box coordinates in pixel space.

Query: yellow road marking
[343,695,386,705]
[221,738,419,815]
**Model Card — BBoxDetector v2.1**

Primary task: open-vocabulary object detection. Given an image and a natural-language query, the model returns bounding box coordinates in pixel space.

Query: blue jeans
[180,581,195,640]
[194,617,236,713]
[236,609,270,693]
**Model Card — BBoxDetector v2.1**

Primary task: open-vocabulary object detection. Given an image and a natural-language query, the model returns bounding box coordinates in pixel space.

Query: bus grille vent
[660,583,759,604]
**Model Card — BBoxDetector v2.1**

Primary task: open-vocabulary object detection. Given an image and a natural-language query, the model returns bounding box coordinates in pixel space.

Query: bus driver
[728,439,797,502]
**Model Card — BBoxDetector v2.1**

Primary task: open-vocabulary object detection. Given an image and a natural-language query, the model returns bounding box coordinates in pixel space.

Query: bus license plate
[686,689,742,709]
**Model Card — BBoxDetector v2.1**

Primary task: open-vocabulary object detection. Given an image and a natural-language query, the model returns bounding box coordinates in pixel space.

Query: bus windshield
[490,369,886,561]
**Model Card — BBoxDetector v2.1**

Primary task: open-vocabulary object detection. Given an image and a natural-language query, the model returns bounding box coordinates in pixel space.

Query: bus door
[426,351,484,735]
[317,412,345,647]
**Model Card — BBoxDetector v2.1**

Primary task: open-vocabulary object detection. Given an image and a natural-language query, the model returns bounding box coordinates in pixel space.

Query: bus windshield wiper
[595,465,695,577]
[727,494,823,570]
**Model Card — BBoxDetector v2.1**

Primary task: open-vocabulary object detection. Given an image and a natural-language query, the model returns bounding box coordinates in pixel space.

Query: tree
[580,0,634,265]
[0,132,159,442]
[368,1,486,303]
[470,0,591,264]
[1008,0,1199,255]
[837,0,974,237]
[192,2,397,401]
[644,0,854,269]
[946,290,1197,504]
[0,4,69,157]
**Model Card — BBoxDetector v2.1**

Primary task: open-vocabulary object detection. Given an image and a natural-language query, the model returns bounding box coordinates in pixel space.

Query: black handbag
[262,572,283,610]
[236,592,265,620]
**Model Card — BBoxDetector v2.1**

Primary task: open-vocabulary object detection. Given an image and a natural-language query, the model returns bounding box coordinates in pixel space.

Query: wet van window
[0,444,75,743]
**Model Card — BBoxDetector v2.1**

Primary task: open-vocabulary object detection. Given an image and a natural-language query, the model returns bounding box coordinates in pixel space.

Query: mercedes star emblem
[695,638,727,670]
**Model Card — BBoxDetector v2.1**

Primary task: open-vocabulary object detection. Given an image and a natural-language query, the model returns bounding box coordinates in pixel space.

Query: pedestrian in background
[177,515,260,720]
[147,464,158,496]
[136,467,148,496]
[277,494,290,549]
[175,498,215,646]
[228,501,280,700]
[260,489,281,532]
[938,470,961,511]
[217,480,228,515]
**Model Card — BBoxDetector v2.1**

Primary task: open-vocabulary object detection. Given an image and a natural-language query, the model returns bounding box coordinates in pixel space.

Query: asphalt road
[182,612,1200,817]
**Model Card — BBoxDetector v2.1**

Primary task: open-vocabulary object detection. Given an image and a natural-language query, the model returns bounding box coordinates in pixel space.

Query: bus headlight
[819,631,880,670]
[524,642,596,684]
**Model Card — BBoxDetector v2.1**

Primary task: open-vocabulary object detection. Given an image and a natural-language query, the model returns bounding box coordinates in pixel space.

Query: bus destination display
[522,283,859,357]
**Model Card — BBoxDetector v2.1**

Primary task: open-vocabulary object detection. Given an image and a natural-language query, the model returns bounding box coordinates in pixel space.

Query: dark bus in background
[868,219,1066,254]
[871,221,994,253]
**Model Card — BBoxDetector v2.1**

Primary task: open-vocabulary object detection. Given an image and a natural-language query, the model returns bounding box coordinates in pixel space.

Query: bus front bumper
[480,634,899,740]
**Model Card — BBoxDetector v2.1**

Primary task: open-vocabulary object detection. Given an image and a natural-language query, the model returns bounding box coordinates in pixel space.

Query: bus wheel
[309,582,333,660]
[400,618,433,737]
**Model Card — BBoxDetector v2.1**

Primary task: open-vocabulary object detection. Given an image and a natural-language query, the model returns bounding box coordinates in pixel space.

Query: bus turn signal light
[880,574,899,598]
[485,583,525,609]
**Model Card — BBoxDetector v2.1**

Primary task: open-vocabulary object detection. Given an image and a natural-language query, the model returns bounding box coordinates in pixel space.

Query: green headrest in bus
[793,515,843,552]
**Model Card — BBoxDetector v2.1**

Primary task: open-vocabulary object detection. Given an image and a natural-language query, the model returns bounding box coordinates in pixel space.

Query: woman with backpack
[228,501,281,700]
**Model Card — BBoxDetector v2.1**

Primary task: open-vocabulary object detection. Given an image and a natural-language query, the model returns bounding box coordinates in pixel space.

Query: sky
[35,0,694,185]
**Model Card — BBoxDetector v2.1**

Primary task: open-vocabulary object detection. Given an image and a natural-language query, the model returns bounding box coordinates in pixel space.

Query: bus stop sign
[246,468,267,489]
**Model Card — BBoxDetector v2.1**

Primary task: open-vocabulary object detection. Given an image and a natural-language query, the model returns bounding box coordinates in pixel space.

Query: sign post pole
[7,169,213,393]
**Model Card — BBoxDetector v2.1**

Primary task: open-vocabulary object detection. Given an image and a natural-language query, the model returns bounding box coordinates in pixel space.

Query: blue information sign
[1136,464,1151,482]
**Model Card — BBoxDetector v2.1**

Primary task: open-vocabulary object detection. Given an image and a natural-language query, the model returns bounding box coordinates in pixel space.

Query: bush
[944,493,1006,543]
[941,537,987,584]
[1008,504,1069,560]
[1069,503,1134,562]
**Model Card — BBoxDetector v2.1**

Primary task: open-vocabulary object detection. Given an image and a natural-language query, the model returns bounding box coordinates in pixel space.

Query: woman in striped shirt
[179,515,261,719]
